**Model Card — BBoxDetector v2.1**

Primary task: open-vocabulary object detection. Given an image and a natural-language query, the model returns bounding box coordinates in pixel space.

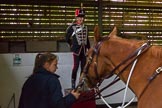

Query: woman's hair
[33,52,58,74]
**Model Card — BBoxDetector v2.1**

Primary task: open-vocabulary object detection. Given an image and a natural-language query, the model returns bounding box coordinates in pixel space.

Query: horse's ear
[109,26,118,38]
[94,25,101,42]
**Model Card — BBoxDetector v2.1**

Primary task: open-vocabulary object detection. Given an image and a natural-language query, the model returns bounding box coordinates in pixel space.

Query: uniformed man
[65,8,90,89]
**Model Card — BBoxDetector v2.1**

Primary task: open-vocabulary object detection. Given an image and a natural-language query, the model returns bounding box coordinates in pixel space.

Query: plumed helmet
[75,8,85,17]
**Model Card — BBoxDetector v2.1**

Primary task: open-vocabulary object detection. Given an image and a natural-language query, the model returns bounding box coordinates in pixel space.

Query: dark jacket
[18,68,76,108]
[65,23,90,55]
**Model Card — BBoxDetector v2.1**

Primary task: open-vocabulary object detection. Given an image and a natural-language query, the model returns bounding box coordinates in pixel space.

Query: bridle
[75,37,153,108]
[82,36,111,88]
[77,37,151,99]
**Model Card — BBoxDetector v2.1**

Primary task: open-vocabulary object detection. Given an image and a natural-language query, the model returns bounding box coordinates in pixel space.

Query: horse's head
[79,26,119,90]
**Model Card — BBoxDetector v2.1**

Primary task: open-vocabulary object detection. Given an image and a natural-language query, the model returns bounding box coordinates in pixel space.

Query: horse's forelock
[150,46,162,58]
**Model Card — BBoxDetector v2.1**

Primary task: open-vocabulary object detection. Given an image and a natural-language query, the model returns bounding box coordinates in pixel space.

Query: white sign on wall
[13,54,22,66]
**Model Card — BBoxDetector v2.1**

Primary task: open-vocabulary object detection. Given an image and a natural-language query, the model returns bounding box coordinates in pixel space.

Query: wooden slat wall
[102,0,162,45]
[0,1,98,41]
[0,0,162,45]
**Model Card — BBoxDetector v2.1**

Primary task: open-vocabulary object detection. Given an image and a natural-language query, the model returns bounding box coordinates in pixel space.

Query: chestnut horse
[80,26,162,108]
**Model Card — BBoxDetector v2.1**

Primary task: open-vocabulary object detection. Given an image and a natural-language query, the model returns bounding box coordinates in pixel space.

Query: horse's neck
[107,38,141,66]
[107,38,153,98]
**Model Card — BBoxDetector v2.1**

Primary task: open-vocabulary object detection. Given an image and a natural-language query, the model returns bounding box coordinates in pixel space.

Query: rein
[106,42,150,79]
[138,66,162,99]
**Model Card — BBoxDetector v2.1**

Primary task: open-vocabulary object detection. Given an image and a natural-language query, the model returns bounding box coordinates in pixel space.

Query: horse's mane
[150,46,162,58]
[95,26,162,58]
[117,37,162,58]
[102,35,162,58]
[102,34,145,46]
